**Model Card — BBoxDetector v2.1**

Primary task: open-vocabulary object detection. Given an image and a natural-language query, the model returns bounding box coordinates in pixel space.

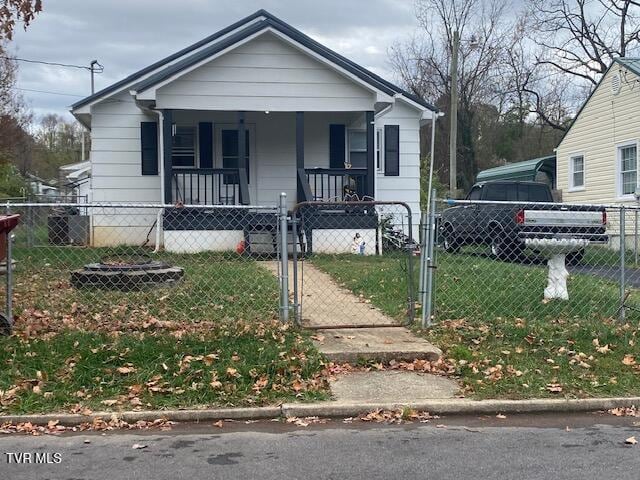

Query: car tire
[441,226,461,254]
[566,249,585,266]
[490,235,522,261]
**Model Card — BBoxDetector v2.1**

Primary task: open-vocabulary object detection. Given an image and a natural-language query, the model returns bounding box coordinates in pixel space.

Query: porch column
[366,110,375,198]
[296,111,305,202]
[162,109,173,204]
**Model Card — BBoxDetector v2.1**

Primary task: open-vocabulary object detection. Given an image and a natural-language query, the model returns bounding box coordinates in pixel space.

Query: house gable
[71,10,436,124]
[152,31,379,112]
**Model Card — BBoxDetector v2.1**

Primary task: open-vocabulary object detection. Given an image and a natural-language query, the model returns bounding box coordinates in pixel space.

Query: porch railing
[301,167,368,202]
[171,168,250,205]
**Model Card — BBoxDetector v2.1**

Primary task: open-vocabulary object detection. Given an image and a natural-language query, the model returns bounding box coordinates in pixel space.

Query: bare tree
[0,43,32,172]
[524,0,640,129]
[390,0,509,190]
[0,0,42,40]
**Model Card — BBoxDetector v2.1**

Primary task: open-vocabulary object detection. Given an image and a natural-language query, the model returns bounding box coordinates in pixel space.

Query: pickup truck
[439,181,608,264]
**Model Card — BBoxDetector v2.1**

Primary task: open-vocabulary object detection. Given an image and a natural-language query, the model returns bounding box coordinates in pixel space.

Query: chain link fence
[290,201,418,328]
[2,202,284,336]
[419,198,640,326]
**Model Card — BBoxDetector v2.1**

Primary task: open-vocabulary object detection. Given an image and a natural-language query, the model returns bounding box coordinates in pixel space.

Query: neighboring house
[556,58,640,204]
[59,160,90,202]
[70,10,437,250]
[25,173,58,199]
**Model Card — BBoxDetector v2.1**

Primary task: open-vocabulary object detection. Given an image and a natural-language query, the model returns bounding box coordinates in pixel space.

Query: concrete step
[330,370,459,403]
[313,327,441,364]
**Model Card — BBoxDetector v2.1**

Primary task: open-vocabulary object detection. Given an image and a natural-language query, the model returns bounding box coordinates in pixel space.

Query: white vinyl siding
[375,100,423,238]
[556,65,640,204]
[155,32,376,112]
[568,154,585,191]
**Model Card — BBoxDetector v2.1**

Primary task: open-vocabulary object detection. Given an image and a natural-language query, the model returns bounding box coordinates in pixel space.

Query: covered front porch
[159,109,376,208]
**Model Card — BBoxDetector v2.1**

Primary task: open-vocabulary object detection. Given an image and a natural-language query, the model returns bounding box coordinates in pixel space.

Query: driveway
[571,264,640,288]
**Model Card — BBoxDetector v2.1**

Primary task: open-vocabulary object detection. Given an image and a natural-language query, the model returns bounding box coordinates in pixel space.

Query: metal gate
[288,201,417,329]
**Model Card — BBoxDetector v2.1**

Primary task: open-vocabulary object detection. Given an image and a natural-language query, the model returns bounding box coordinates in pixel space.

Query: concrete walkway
[262,260,441,364]
[263,261,397,328]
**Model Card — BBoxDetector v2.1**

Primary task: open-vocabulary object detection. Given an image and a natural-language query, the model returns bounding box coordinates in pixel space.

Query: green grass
[0,326,328,414]
[313,250,640,399]
[0,245,326,414]
[12,245,280,330]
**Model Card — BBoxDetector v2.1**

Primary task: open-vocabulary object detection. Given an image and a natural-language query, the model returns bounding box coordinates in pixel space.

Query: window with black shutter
[140,122,158,175]
[329,124,346,168]
[384,124,399,176]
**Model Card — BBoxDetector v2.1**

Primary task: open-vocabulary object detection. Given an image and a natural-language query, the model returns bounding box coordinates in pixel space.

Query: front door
[216,124,256,204]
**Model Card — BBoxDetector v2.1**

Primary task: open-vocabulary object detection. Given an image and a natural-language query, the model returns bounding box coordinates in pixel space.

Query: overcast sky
[9,0,420,121]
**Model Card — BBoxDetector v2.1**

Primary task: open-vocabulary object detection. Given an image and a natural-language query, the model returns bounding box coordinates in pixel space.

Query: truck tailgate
[522,209,604,227]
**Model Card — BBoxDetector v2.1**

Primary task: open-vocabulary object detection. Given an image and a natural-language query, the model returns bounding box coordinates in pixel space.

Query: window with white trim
[348,130,367,169]
[569,155,584,190]
[619,143,638,196]
[376,129,383,171]
[172,125,196,167]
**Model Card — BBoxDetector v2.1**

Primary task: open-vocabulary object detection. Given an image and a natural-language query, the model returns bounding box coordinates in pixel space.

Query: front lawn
[0,245,329,414]
[12,245,280,335]
[0,323,328,414]
[313,251,640,399]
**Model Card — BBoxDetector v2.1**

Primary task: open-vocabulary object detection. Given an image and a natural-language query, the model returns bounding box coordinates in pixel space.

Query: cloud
[10,0,420,120]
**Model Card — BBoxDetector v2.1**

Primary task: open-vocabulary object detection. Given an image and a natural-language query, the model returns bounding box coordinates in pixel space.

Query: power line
[0,56,104,73]
[15,87,83,98]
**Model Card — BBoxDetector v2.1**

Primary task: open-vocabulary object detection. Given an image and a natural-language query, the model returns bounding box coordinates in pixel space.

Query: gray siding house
[71,10,437,250]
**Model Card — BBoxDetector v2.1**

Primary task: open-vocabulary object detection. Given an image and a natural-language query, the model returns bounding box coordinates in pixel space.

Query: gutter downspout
[154,108,165,253]
[137,101,165,253]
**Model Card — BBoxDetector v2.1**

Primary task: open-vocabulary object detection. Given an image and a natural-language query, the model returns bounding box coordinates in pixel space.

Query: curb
[2,398,640,426]
[281,397,640,418]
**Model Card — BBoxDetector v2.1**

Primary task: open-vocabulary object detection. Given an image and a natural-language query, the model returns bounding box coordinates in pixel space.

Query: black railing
[302,168,368,202]
[171,168,250,205]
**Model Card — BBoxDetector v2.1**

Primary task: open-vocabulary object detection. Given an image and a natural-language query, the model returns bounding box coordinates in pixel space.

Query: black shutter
[140,122,158,175]
[329,124,345,168]
[384,124,400,176]
[199,122,213,168]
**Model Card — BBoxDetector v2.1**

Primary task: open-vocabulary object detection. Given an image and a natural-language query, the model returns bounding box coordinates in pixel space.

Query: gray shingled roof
[72,10,438,112]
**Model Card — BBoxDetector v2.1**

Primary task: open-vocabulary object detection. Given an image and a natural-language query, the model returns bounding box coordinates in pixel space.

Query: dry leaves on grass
[546,383,563,393]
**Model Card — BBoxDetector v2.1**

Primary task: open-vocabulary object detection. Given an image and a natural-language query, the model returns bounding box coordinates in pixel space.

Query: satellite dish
[612,72,622,95]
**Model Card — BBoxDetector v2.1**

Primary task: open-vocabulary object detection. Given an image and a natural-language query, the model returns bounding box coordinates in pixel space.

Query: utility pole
[84,60,103,162]
[90,59,99,94]
[449,30,459,198]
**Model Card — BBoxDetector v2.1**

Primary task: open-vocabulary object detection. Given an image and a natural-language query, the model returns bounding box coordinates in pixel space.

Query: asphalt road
[1,413,639,480]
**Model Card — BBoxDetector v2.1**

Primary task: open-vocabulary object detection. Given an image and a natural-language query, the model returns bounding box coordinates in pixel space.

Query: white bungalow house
[71,10,437,252]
